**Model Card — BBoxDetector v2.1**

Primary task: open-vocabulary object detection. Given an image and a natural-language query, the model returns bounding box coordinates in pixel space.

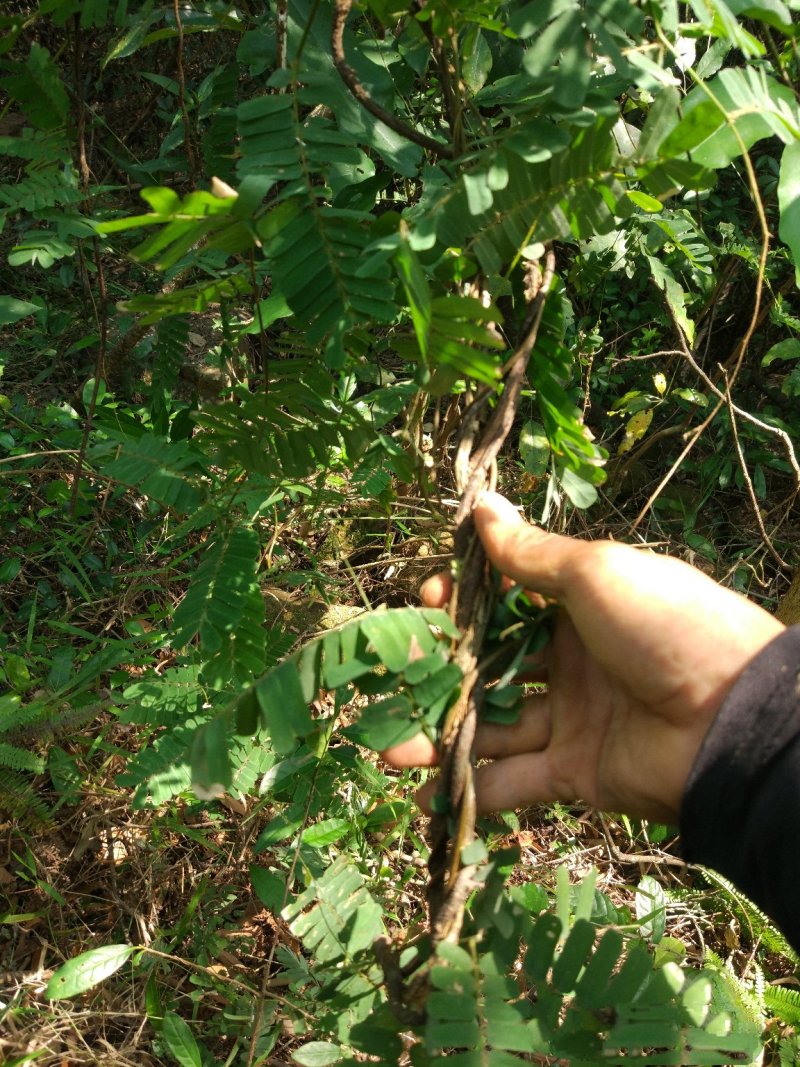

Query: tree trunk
[777,570,800,626]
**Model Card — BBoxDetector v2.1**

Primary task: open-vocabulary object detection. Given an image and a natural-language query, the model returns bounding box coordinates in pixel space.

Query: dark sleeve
[680,626,800,953]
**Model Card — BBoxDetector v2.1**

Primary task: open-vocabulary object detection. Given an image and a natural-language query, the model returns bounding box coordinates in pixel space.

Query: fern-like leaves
[430,118,624,276]
[426,915,763,1065]
[284,856,385,964]
[258,200,396,344]
[98,433,206,513]
[171,526,265,684]
[195,352,376,479]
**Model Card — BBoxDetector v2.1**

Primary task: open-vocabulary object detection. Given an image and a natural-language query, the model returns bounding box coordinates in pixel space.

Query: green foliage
[191,604,462,795]
[699,868,800,965]
[285,856,385,964]
[423,917,761,1065]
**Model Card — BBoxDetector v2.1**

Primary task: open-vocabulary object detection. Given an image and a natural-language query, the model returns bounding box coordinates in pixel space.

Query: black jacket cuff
[680,625,800,951]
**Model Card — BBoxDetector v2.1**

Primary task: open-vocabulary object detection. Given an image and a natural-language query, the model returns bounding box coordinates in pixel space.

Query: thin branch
[331,0,455,160]
[456,252,557,522]
[276,0,288,74]
[606,418,689,494]
[664,303,800,486]
[0,449,80,466]
[71,15,91,189]
[722,373,788,570]
[173,0,198,183]
[70,238,108,518]
[627,395,726,536]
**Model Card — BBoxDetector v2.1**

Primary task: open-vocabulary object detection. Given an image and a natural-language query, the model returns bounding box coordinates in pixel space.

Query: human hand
[384,492,785,824]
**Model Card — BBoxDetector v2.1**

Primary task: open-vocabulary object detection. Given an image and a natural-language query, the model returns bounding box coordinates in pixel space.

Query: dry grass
[0,737,739,1067]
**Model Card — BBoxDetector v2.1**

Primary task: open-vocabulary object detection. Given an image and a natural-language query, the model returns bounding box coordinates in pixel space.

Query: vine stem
[427,251,556,948]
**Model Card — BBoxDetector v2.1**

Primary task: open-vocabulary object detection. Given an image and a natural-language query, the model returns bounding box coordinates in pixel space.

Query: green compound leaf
[99,433,204,513]
[1,43,69,130]
[663,68,800,170]
[359,607,449,672]
[301,817,353,849]
[46,944,136,1000]
[342,693,422,750]
[255,659,314,755]
[190,716,232,799]
[284,856,384,964]
[172,527,262,659]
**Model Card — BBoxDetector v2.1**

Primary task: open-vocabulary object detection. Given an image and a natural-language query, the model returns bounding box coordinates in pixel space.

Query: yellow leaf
[653,372,667,395]
[617,408,653,455]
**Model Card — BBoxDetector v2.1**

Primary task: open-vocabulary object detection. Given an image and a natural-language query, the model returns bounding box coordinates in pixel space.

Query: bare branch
[331,0,455,160]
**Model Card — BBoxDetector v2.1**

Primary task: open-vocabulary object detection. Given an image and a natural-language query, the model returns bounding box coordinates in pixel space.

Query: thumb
[473,491,578,599]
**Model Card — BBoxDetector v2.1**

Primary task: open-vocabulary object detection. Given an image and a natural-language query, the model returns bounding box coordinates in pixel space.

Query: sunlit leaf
[617,408,654,455]
[778,141,800,287]
[519,419,551,476]
[636,874,667,943]
[293,1042,343,1067]
[46,945,136,999]
[0,296,40,325]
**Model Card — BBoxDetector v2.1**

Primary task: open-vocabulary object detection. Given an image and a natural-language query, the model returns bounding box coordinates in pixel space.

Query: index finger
[474,492,579,599]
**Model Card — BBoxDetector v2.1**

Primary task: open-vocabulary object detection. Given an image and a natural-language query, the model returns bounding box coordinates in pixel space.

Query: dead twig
[722,372,789,570]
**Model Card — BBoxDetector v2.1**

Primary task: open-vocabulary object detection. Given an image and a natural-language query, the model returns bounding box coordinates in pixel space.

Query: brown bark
[777,569,800,626]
